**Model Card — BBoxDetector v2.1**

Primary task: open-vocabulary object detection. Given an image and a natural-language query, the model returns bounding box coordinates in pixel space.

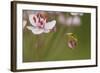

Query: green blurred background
[23,11,91,62]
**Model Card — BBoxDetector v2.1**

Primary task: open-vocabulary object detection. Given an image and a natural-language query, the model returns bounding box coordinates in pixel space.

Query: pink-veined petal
[29,14,38,26]
[45,20,56,30]
[27,26,44,35]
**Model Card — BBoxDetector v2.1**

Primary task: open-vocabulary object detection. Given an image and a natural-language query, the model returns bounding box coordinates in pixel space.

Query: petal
[72,16,80,25]
[27,26,44,35]
[45,20,56,29]
[44,29,50,33]
[29,14,38,26]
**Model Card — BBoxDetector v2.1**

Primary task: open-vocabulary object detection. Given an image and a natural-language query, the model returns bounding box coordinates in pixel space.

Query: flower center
[37,13,46,28]
[32,13,47,28]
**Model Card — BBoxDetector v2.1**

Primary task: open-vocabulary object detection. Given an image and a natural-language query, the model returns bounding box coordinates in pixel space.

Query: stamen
[40,21,43,25]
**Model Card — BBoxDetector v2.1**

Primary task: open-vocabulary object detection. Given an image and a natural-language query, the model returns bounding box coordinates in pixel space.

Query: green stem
[35,34,44,61]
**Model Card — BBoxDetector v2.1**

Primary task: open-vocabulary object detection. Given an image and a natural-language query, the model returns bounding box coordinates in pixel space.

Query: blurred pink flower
[66,16,81,26]
[58,14,66,25]
[27,13,56,35]
[58,12,83,26]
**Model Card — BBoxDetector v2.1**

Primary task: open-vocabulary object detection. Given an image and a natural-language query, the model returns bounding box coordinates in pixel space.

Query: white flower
[65,12,84,26]
[72,16,81,25]
[58,14,66,25]
[66,16,81,26]
[27,13,56,35]
[58,12,83,26]
[66,17,73,26]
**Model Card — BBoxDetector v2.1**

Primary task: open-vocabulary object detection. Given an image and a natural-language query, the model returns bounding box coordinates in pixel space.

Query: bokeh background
[23,10,91,62]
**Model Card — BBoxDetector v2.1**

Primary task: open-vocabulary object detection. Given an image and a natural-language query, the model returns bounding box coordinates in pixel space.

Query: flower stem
[35,34,44,61]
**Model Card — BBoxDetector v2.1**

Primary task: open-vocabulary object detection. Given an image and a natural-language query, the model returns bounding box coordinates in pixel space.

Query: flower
[66,16,81,26]
[67,39,77,49]
[58,13,66,25]
[66,33,78,49]
[66,12,84,26]
[27,13,56,35]
[58,12,83,26]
